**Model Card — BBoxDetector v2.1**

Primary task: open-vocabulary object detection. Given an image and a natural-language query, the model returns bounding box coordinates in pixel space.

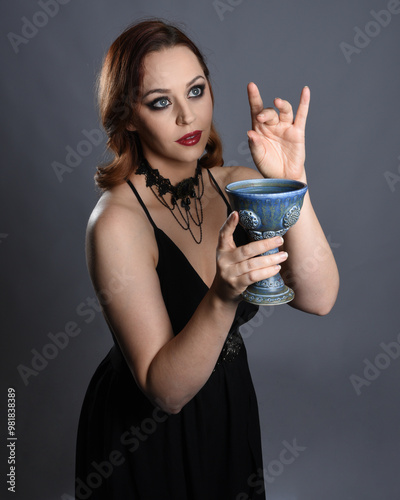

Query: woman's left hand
[247,82,310,182]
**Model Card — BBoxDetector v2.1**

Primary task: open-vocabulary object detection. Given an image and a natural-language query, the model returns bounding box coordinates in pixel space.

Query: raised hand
[247,82,310,182]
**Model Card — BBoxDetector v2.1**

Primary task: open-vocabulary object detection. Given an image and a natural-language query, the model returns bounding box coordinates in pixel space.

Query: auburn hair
[95,19,224,190]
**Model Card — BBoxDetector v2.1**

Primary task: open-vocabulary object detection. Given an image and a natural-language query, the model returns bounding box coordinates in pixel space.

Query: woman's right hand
[210,211,288,303]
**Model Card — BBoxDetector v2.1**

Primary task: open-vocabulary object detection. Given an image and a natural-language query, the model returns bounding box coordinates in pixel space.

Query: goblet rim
[225,178,308,198]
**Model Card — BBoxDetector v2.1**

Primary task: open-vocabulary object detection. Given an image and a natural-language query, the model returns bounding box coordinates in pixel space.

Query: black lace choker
[135,157,204,244]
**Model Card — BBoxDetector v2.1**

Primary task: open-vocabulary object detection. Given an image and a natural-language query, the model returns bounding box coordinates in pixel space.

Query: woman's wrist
[207,282,241,316]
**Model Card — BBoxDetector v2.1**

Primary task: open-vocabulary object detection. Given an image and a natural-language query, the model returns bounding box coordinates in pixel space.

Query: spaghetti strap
[207,169,232,213]
[126,179,157,230]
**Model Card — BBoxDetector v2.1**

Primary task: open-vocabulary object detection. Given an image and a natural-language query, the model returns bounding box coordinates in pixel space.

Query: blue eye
[188,85,205,98]
[151,97,171,109]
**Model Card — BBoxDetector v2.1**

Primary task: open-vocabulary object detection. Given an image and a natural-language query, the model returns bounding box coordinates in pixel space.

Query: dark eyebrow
[141,75,205,100]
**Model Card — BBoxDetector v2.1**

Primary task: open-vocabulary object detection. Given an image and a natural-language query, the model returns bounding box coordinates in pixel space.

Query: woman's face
[131,45,213,171]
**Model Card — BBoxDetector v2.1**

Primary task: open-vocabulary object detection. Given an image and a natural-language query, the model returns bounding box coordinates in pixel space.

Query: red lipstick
[175,130,202,146]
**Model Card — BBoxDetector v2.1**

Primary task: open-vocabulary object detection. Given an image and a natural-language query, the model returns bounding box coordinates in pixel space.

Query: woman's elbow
[313,300,336,316]
[311,286,339,315]
[152,395,185,415]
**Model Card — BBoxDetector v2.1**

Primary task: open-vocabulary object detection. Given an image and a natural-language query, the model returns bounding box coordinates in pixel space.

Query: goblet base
[241,281,295,306]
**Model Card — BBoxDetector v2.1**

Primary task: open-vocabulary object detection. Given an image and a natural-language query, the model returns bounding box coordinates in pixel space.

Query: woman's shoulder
[208,164,263,187]
[86,182,155,252]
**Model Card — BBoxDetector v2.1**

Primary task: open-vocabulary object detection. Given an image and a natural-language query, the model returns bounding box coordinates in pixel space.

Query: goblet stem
[241,233,295,306]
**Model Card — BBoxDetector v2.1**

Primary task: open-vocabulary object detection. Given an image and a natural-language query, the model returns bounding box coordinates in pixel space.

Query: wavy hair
[95,19,223,190]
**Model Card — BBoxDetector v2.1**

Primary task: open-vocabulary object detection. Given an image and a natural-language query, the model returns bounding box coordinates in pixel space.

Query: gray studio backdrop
[1,0,399,498]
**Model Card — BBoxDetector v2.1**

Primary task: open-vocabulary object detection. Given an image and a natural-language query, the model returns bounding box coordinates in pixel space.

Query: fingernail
[277,236,284,245]
[258,114,265,119]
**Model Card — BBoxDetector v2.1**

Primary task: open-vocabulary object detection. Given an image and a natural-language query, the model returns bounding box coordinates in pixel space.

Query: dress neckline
[155,226,210,290]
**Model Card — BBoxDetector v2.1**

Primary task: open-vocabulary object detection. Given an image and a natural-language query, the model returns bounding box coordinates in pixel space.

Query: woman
[75,19,339,500]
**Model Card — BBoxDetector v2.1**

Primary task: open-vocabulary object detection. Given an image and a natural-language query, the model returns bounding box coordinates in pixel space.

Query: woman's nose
[175,100,195,126]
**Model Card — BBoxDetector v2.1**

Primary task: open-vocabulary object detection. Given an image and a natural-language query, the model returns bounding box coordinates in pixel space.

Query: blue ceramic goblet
[225,178,308,305]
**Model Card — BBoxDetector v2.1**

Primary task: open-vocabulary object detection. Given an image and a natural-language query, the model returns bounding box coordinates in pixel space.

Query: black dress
[75,171,266,499]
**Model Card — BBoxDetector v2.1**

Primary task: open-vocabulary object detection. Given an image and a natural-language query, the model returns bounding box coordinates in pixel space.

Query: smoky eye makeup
[145,83,206,111]
[188,84,205,98]
[146,96,171,110]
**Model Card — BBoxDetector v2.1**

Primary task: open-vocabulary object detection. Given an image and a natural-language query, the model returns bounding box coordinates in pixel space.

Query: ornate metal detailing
[263,229,288,238]
[239,210,261,230]
[242,288,294,304]
[283,205,301,228]
[254,278,284,288]
[248,230,263,240]
[249,229,289,241]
